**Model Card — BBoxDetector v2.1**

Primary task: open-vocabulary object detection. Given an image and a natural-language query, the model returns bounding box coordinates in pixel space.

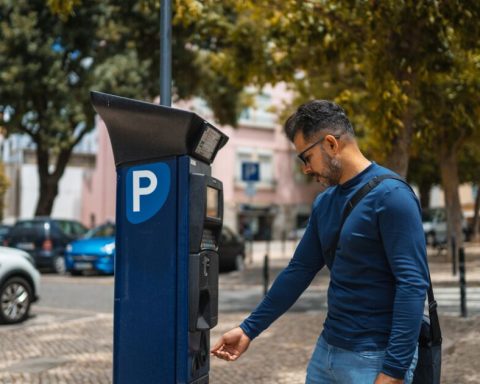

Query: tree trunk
[472,184,480,242]
[384,124,411,177]
[35,174,60,216]
[34,146,74,216]
[439,146,464,261]
[384,98,415,178]
[418,179,432,210]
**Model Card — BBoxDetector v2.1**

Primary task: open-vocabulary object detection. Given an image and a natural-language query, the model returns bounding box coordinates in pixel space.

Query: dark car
[3,217,88,274]
[0,224,12,243]
[218,226,245,272]
[65,222,115,275]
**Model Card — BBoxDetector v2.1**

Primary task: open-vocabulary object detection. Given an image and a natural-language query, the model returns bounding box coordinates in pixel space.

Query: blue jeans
[306,335,418,384]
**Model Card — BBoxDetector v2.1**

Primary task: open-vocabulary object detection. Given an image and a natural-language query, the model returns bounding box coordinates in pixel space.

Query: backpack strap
[323,174,406,268]
[323,173,441,344]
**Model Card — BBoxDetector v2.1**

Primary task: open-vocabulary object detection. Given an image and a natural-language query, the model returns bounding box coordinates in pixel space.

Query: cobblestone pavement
[0,242,479,383]
[2,310,480,384]
[0,312,112,383]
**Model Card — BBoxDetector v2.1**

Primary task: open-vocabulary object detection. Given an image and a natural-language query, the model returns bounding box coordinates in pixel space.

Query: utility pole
[160,0,172,107]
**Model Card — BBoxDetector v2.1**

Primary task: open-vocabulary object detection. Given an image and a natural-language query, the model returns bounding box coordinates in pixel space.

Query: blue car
[65,222,115,275]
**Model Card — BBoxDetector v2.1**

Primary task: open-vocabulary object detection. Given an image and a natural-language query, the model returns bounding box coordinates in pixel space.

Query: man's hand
[210,327,251,362]
[374,372,403,384]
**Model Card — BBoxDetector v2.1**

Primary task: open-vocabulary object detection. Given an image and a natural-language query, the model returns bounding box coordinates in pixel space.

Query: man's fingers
[210,338,225,353]
[212,349,237,361]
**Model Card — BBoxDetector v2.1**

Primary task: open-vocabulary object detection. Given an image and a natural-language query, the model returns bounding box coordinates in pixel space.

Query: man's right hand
[210,327,251,362]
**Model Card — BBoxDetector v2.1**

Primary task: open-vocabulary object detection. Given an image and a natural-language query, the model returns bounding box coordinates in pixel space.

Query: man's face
[293,131,342,190]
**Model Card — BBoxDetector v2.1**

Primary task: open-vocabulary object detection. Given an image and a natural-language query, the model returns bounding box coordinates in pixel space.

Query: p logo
[126,162,171,224]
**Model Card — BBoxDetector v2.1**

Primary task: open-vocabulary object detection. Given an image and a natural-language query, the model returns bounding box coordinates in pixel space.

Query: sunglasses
[297,134,342,165]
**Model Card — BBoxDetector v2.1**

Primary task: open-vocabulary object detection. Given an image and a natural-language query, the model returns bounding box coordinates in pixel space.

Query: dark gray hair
[284,100,355,142]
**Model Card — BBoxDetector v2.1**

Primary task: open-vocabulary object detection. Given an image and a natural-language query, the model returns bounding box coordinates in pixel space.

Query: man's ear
[325,135,339,153]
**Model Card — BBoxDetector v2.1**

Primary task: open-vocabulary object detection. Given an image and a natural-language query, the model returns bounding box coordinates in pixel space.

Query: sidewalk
[210,313,480,384]
[247,240,480,287]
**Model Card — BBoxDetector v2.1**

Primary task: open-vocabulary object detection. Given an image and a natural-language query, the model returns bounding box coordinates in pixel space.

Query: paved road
[37,274,114,314]
[36,262,480,317]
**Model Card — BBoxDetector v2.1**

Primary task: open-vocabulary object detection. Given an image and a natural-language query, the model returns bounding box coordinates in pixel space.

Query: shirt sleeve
[377,185,429,379]
[239,209,324,340]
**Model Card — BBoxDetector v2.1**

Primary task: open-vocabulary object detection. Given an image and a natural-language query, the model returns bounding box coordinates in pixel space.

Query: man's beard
[314,149,342,191]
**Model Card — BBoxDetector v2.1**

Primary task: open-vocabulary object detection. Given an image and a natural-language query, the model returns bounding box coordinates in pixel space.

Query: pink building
[81,85,322,239]
[81,117,116,228]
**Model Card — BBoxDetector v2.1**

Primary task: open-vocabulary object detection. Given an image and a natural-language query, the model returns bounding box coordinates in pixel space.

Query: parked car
[422,208,470,246]
[0,246,40,324]
[65,222,115,275]
[0,224,12,243]
[218,226,245,272]
[3,217,88,274]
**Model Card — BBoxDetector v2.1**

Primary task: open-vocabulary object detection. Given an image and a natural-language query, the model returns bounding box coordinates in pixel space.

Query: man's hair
[283,100,355,142]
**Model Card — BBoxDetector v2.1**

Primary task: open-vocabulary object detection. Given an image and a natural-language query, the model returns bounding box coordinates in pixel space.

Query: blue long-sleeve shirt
[240,163,429,379]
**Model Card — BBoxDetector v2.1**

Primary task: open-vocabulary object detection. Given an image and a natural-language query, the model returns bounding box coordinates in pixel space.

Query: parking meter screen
[194,126,222,161]
[206,186,219,219]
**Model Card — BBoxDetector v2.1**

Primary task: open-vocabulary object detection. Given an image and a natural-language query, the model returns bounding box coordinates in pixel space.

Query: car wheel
[235,254,245,271]
[0,276,32,324]
[53,256,66,274]
[69,270,83,276]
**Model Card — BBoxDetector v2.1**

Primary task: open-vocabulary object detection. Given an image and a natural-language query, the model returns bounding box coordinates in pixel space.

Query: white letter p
[133,170,158,212]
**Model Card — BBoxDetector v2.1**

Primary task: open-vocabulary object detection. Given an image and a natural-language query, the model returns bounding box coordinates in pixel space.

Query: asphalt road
[35,263,480,319]
[37,274,114,314]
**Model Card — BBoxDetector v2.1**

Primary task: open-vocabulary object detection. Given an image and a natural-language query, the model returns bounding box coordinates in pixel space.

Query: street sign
[242,162,260,182]
[245,182,256,197]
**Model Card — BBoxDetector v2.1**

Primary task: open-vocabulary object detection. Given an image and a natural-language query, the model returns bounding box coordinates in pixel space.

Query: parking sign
[242,162,260,182]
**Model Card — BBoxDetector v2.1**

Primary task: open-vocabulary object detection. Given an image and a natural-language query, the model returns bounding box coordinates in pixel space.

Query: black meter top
[91,91,228,166]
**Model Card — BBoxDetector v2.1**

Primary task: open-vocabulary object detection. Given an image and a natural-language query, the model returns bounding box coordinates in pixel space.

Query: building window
[236,148,275,188]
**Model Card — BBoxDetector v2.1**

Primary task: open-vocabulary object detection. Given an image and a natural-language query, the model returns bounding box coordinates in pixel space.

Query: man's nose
[302,163,312,174]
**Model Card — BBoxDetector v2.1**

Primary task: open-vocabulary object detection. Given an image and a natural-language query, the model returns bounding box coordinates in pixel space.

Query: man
[211,100,429,384]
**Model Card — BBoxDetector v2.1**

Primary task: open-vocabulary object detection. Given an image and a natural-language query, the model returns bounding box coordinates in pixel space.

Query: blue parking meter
[91,92,228,384]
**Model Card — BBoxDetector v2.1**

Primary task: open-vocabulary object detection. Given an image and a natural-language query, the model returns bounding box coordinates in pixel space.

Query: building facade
[1,132,96,225]
[80,85,322,239]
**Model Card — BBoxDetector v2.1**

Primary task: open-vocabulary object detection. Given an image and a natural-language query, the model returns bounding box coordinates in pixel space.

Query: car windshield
[0,226,11,236]
[10,221,46,236]
[84,224,115,239]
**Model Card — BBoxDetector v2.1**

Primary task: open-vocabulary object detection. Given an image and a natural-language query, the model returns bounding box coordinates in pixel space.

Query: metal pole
[263,227,271,297]
[459,247,467,317]
[451,235,457,276]
[160,0,172,106]
[248,187,254,265]
[263,252,269,297]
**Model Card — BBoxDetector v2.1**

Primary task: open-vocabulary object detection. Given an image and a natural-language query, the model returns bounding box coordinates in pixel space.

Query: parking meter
[91,91,228,384]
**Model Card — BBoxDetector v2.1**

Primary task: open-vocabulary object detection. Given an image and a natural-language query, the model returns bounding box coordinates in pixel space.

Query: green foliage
[3,1,480,216]
[0,0,161,214]
[220,1,480,176]
[0,1,152,152]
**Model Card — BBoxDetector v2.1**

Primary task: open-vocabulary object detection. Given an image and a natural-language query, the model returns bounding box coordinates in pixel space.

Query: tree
[0,0,248,216]
[458,134,480,241]
[418,41,480,251]
[229,1,480,257]
[407,151,440,210]
[459,142,480,241]
[0,1,155,215]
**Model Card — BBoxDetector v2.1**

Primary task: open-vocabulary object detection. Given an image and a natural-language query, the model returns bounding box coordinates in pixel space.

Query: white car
[422,208,470,246]
[0,246,40,324]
